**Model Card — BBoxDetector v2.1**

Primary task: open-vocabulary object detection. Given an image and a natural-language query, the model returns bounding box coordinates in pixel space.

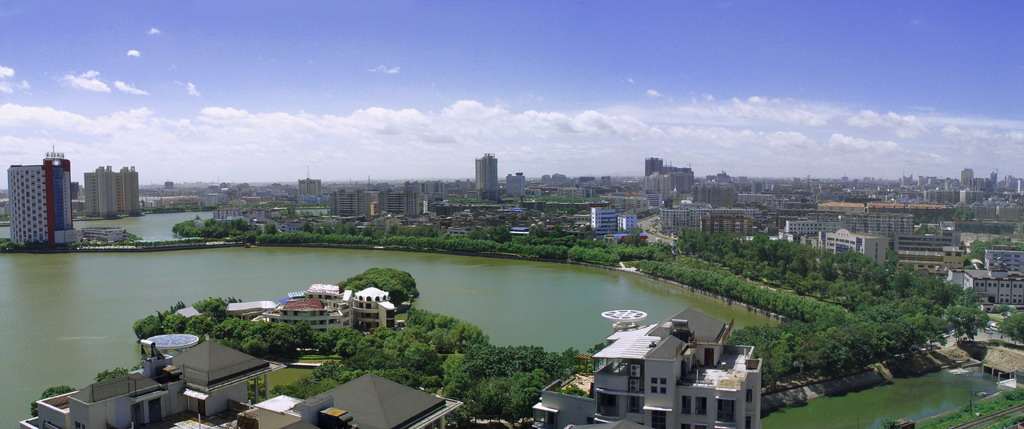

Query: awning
[183,389,209,400]
[532,403,560,413]
[642,405,672,412]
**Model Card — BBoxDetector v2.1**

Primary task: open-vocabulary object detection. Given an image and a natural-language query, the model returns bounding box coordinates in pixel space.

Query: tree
[945,306,988,342]
[264,223,278,234]
[1001,312,1024,343]
[132,315,163,339]
[31,385,75,416]
[185,315,216,337]
[162,313,188,333]
[95,367,129,382]
[880,418,901,429]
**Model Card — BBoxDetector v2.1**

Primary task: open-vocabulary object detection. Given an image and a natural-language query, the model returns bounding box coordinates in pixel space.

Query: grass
[917,390,1024,428]
[296,354,343,363]
[267,368,313,388]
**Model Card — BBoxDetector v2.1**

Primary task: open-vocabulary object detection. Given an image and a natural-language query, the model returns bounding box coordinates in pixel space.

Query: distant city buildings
[84,166,140,217]
[506,172,526,197]
[298,178,322,198]
[330,189,372,216]
[475,153,499,201]
[7,153,80,244]
[817,229,888,265]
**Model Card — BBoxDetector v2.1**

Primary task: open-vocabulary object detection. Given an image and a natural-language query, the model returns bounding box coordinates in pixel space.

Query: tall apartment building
[378,190,421,215]
[298,178,322,196]
[962,168,974,189]
[7,153,79,244]
[84,166,140,217]
[506,172,526,196]
[700,213,754,236]
[329,190,371,216]
[533,308,762,429]
[645,157,664,177]
[660,205,759,234]
[475,153,499,201]
[692,183,736,207]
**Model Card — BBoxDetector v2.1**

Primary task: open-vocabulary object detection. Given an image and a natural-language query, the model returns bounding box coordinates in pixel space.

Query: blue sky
[1,1,1023,187]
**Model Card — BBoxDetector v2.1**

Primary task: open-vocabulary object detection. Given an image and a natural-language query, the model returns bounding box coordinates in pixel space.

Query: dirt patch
[984,346,1024,373]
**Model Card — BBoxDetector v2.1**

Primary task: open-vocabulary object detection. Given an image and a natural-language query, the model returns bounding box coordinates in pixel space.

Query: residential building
[507,172,527,196]
[260,298,352,331]
[298,178,322,197]
[986,247,1024,272]
[379,190,422,215]
[783,220,842,235]
[644,157,664,177]
[948,267,1024,309]
[243,373,462,429]
[330,190,372,216]
[226,301,279,320]
[817,229,889,265]
[353,287,396,330]
[533,308,762,429]
[476,153,499,201]
[962,168,974,189]
[591,207,619,235]
[81,226,127,242]
[960,190,985,204]
[692,183,736,207]
[700,213,754,236]
[812,212,914,236]
[85,166,140,217]
[893,230,961,253]
[21,341,281,429]
[816,202,866,214]
[660,205,759,234]
[7,153,79,244]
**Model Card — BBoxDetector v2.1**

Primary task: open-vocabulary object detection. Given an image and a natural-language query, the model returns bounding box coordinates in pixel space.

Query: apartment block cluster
[5,154,142,244]
[534,309,762,429]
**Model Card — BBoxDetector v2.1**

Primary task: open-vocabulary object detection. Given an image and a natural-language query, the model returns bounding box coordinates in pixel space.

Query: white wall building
[618,215,638,232]
[817,229,889,265]
[533,309,762,429]
[948,268,1024,309]
[7,154,79,244]
[986,247,1024,272]
[591,207,619,235]
[353,287,396,330]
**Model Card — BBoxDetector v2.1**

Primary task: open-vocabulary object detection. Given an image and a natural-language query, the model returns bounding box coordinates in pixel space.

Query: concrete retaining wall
[761,369,887,412]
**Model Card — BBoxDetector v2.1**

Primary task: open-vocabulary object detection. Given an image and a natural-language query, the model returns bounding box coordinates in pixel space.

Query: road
[638,215,675,245]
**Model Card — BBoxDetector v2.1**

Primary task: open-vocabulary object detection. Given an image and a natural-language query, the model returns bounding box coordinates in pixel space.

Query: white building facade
[7,154,78,244]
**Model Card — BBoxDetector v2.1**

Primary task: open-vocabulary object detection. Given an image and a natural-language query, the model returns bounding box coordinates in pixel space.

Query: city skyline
[2,1,1024,188]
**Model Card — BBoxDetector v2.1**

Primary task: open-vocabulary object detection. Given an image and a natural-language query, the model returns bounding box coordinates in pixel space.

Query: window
[651,411,666,429]
[746,389,753,403]
[717,399,735,423]
[681,425,690,429]
[745,416,752,428]
[694,397,707,415]
[628,395,642,413]
[680,395,691,414]
[650,376,667,394]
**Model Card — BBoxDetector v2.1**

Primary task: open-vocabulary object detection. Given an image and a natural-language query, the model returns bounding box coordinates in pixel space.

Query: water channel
[0,213,1000,427]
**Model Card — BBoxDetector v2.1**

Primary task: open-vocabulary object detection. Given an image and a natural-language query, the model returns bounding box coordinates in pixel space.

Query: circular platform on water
[145,333,200,350]
[601,309,648,322]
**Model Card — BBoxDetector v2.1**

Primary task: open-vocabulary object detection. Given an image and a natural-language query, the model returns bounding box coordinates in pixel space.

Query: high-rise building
[693,182,736,207]
[7,153,79,244]
[298,178,322,196]
[378,190,421,215]
[961,168,974,189]
[590,207,618,236]
[475,153,499,201]
[85,166,140,217]
[644,157,664,177]
[329,190,371,216]
[506,172,526,197]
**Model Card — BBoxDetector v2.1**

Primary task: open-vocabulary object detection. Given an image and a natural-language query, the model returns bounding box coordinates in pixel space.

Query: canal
[0,213,1000,427]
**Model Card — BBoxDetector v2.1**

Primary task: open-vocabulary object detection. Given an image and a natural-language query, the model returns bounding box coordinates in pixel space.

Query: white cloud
[645,89,662,98]
[148,27,160,35]
[369,65,400,74]
[62,70,110,92]
[113,81,148,95]
[0,65,29,93]
[847,109,927,138]
[626,78,635,84]
[186,82,200,96]
[126,50,141,57]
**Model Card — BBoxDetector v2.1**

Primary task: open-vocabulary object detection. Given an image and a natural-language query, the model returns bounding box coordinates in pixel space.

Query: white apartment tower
[7,153,79,244]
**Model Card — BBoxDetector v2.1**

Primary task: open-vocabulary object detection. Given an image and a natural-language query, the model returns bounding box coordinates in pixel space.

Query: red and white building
[7,153,80,244]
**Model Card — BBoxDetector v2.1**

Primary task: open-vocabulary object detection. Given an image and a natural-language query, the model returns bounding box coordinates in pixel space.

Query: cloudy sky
[1,1,1023,188]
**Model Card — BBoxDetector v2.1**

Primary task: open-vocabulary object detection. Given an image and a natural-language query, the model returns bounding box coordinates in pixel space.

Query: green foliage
[969,238,1024,261]
[918,389,1024,428]
[880,418,901,429]
[31,386,75,417]
[945,306,988,342]
[1000,312,1024,343]
[132,315,163,339]
[341,268,419,304]
[94,367,129,382]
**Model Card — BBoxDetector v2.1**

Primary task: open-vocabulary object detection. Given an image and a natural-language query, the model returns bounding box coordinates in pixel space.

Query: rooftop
[306,283,341,295]
[282,299,326,311]
[304,373,453,429]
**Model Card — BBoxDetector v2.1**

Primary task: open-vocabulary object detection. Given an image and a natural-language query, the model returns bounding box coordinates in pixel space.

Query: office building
[948,268,1024,309]
[986,247,1024,272]
[618,215,638,231]
[329,190,372,216]
[475,153,499,201]
[962,168,974,189]
[533,308,762,429]
[817,229,888,265]
[84,166,140,217]
[506,172,526,196]
[591,207,619,235]
[7,153,79,244]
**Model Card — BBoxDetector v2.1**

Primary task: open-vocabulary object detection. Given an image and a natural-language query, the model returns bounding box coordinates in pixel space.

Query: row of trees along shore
[172,218,671,265]
[171,218,993,388]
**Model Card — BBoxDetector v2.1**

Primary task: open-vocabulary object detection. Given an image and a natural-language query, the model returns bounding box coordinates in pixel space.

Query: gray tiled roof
[72,373,159,403]
[173,341,268,387]
[304,374,445,429]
